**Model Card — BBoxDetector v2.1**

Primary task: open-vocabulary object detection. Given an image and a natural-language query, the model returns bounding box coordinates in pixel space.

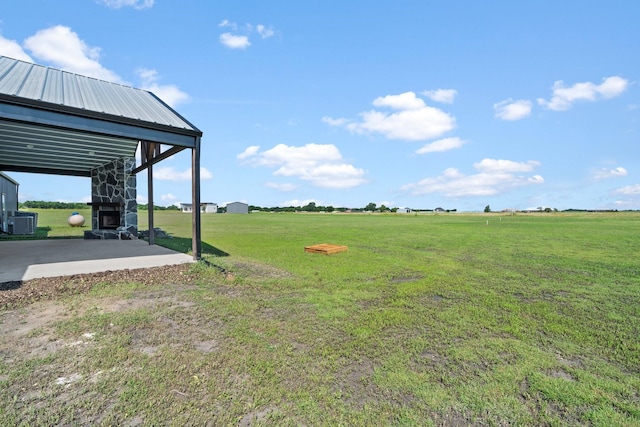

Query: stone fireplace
[84,157,137,239]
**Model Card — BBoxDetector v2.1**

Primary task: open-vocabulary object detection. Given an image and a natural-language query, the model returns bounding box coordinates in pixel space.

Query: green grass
[1,210,639,425]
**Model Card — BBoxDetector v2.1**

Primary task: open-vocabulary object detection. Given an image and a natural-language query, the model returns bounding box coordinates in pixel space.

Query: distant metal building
[226,202,249,214]
[0,171,19,232]
[180,202,218,213]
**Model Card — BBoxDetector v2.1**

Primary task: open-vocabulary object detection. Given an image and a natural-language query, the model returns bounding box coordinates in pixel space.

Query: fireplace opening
[99,211,120,229]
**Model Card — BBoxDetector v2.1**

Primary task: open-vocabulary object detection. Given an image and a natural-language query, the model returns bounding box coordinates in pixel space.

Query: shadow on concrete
[0,239,196,284]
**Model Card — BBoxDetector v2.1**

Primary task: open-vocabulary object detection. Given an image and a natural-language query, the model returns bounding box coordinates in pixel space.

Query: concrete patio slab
[0,239,194,283]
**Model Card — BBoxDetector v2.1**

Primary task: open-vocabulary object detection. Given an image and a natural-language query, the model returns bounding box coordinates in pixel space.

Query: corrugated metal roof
[0,55,202,177]
[0,56,198,131]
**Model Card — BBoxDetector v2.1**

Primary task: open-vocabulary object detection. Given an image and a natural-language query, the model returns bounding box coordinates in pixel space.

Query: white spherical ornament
[68,213,85,227]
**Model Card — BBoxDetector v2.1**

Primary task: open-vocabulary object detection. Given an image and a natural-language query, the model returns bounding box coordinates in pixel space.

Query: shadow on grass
[154,236,229,257]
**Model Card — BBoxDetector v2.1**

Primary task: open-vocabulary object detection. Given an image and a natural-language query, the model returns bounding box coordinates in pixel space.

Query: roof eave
[0,93,203,139]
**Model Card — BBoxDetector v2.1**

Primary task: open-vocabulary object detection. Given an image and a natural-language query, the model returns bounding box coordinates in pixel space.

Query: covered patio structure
[0,55,203,260]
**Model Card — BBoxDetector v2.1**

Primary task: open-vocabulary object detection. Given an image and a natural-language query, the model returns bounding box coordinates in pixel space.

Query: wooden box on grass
[304,243,348,255]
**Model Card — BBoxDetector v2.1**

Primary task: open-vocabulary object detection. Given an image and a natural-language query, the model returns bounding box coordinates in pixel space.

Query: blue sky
[1,0,639,211]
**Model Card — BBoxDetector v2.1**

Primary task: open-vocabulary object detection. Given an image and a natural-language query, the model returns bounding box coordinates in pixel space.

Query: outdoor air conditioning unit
[8,215,35,235]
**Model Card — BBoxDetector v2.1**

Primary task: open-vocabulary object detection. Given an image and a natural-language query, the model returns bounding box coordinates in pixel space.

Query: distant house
[434,207,446,213]
[180,202,218,213]
[397,207,412,213]
[0,171,19,233]
[226,202,249,214]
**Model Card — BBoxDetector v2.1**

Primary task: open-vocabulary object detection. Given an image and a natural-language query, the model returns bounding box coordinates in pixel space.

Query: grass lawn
[1,210,639,425]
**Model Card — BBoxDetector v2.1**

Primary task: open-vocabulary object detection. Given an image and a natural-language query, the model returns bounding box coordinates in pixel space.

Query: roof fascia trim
[0,164,91,177]
[0,171,20,185]
[0,93,202,137]
[0,102,198,148]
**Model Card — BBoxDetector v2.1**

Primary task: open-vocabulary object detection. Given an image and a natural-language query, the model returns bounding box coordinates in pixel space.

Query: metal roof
[0,171,19,186]
[0,56,202,177]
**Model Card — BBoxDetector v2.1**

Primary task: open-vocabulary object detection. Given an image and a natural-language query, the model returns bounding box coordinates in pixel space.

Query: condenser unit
[8,215,35,235]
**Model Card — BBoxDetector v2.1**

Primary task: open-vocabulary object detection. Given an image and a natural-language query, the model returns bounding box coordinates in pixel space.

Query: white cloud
[422,89,457,104]
[613,199,638,208]
[321,117,349,127]
[97,0,154,9]
[325,91,455,141]
[593,167,627,180]
[219,20,236,29]
[256,25,275,39]
[494,99,532,121]
[416,137,466,154]
[281,199,319,207]
[135,67,158,82]
[135,67,189,107]
[154,166,213,181]
[220,33,250,49]
[23,25,123,83]
[473,159,540,173]
[598,76,629,98]
[401,158,543,197]
[237,145,260,160]
[218,21,276,49]
[0,35,33,62]
[160,193,177,203]
[136,194,148,204]
[238,143,367,189]
[373,92,426,110]
[538,76,629,111]
[265,182,298,191]
[615,184,640,195]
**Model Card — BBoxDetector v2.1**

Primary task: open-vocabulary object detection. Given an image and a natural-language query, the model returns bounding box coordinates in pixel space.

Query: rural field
[1,210,639,426]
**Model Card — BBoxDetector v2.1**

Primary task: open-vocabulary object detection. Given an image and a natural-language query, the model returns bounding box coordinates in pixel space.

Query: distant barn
[226,202,249,214]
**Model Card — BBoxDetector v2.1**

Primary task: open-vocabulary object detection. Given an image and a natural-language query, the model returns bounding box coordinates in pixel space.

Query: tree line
[19,201,181,211]
[19,200,454,213]
[20,201,88,210]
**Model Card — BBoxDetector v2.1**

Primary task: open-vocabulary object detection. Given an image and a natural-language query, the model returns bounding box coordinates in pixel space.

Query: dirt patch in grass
[0,264,195,309]
[390,274,424,284]
[0,265,199,363]
[0,263,233,425]
[230,260,295,281]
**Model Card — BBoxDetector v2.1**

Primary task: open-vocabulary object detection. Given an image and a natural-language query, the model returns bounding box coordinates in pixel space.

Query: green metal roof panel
[0,56,199,132]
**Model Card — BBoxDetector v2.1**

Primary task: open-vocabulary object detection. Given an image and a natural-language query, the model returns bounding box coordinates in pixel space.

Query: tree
[302,202,317,212]
[364,202,377,212]
[484,205,491,213]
